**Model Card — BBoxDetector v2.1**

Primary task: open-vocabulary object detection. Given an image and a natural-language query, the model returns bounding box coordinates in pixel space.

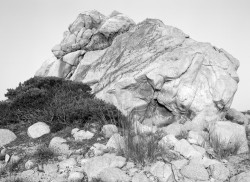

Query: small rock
[150,161,173,182]
[5,154,10,163]
[171,159,188,169]
[174,139,203,159]
[106,133,125,151]
[187,131,205,146]
[0,129,17,147]
[102,124,118,138]
[180,163,209,181]
[9,154,21,164]
[68,171,84,182]
[1,147,7,155]
[159,134,178,149]
[49,137,71,155]
[73,130,94,141]
[160,122,183,136]
[128,168,138,176]
[125,161,135,169]
[209,163,230,181]
[88,143,107,156]
[25,160,35,170]
[27,122,50,139]
[59,158,77,171]
[71,128,80,135]
[132,172,150,182]
[97,167,131,182]
[82,153,126,180]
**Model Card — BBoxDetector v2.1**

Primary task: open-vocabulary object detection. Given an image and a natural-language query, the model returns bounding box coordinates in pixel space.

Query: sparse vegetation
[175,129,189,140]
[120,119,166,165]
[32,145,57,164]
[207,133,242,160]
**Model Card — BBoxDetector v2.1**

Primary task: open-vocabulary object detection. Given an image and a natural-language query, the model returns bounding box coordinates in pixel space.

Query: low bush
[0,76,124,131]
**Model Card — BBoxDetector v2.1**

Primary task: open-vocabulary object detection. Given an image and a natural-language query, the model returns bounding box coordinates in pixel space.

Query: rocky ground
[1,108,250,182]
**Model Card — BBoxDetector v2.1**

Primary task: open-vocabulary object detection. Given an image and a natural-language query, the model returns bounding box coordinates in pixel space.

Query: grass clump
[32,145,57,164]
[207,133,242,160]
[120,119,166,166]
[175,129,188,140]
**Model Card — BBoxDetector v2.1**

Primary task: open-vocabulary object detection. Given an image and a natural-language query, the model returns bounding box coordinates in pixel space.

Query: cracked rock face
[36,10,239,128]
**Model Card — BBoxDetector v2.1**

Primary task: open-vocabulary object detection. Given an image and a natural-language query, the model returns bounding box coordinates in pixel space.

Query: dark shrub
[1,76,124,131]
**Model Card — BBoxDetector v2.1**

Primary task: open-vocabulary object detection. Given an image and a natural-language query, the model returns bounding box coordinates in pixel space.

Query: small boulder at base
[27,122,50,139]
[68,171,84,182]
[180,163,209,181]
[132,172,150,182]
[49,137,71,155]
[150,161,173,182]
[102,124,118,138]
[0,129,17,147]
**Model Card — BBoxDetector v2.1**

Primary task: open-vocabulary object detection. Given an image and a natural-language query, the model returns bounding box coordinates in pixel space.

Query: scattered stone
[71,128,80,135]
[9,154,21,164]
[150,161,173,182]
[187,131,205,146]
[88,143,107,156]
[27,122,50,139]
[171,159,188,169]
[73,130,94,141]
[0,129,17,147]
[49,137,71,155]
[82,153,126,180]
[159,134,178,149]
[68,171,84,182]
[25,160,35,170]
[102,124,118,138]
[160,122,183,136]
[209,163,230,181]
[174,139,203,159]
[132,172,150,182]
[59,158,77,171]
[5,154,10,163]
[180,163,209,181]
[106,133,125,151]
[97,167,131,182]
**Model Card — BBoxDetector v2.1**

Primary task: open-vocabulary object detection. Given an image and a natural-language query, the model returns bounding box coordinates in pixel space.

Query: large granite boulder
[36,10,239,129]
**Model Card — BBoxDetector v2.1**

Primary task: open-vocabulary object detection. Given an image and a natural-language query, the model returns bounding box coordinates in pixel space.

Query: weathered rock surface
[36,10,240,128]
[0,129,17,147]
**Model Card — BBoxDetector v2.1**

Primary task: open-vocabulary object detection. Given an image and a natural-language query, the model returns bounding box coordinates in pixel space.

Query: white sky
[0,0,249,111]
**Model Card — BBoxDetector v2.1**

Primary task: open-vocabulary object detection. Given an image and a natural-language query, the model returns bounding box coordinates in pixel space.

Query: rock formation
[36,10,240,129]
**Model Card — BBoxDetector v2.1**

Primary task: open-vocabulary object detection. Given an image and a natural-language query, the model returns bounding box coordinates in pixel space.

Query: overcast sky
[0,0,249,111]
